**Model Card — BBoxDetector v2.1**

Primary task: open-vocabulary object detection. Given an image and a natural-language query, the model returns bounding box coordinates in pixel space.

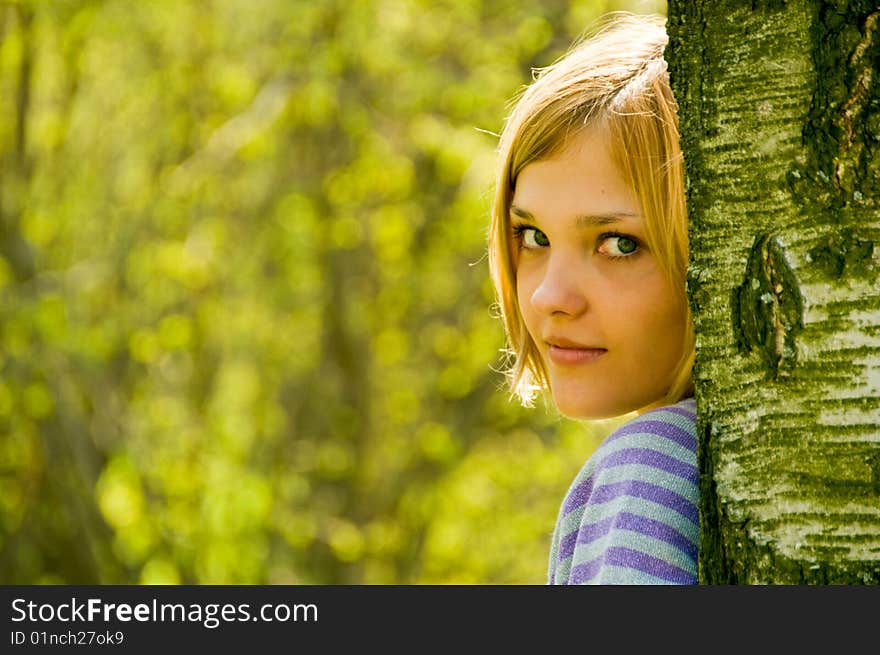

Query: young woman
[488,13,698,584]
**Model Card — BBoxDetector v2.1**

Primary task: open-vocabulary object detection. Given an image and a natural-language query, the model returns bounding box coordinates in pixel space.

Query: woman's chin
[551,387,661,421]
[551,392,616,421]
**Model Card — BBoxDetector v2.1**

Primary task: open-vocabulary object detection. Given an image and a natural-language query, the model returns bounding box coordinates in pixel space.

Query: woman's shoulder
[619,397,695,435]
[594,397,698,464]
[588,397,700,514]
[639,397,697,424]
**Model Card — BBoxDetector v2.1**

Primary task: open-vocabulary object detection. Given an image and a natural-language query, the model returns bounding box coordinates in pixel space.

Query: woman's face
[511,127,686,420]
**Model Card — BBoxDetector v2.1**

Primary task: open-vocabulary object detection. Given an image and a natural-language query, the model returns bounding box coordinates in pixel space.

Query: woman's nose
[529,254,588,317]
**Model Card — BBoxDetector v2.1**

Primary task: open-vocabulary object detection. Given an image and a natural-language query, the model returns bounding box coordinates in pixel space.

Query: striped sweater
[547,398,699,584]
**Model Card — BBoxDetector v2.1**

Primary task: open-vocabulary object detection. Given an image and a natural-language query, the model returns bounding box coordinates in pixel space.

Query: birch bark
[667,0,880,583]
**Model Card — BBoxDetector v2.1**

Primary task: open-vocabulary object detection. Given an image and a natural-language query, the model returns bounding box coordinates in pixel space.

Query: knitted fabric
[547,398,698,584]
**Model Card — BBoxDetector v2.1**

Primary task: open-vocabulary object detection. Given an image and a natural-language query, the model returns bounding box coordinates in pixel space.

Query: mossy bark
[667,0,880,583]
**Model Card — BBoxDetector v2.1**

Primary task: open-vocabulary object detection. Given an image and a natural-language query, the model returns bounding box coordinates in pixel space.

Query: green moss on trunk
[668,0,880,584]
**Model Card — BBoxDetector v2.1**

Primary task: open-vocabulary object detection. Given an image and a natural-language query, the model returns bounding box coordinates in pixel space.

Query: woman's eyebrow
[576,213,636,227]
[509,204,638,226]
[509,205,534,220]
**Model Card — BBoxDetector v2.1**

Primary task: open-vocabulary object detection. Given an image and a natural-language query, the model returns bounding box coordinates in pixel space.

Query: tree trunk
[666,0,880,583]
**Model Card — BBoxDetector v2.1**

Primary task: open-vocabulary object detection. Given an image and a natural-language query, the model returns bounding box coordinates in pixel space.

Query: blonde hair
[488,12,695,408]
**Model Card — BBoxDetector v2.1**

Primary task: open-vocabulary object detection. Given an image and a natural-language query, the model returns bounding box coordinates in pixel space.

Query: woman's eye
[598,234,639,257]
[517,227,550,249]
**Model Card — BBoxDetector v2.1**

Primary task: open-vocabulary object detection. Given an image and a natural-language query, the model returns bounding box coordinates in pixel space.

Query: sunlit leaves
[1,0,660,585]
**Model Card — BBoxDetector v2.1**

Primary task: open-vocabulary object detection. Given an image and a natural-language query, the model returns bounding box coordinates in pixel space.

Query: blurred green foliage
[0,0,664,584]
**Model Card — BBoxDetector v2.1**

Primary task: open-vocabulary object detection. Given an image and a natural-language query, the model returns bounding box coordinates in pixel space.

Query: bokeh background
[1,0,664,584]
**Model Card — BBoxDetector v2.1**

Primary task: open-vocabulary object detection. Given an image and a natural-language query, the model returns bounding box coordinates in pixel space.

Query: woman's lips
[547,344,607,366]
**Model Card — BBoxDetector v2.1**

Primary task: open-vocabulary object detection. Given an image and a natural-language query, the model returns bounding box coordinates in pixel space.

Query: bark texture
[667,0,880,583]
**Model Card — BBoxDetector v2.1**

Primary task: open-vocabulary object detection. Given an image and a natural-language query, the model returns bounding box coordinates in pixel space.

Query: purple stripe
[562,476,594,515]
[569,547,696,584]
[644,399,695,418]
[557,510,697,563]
[599,448,698,483]
[561,446,696,517]
[603,420,697,452]
[590,480,698,524]
[574,512,697,559]
[558,529,579,562]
